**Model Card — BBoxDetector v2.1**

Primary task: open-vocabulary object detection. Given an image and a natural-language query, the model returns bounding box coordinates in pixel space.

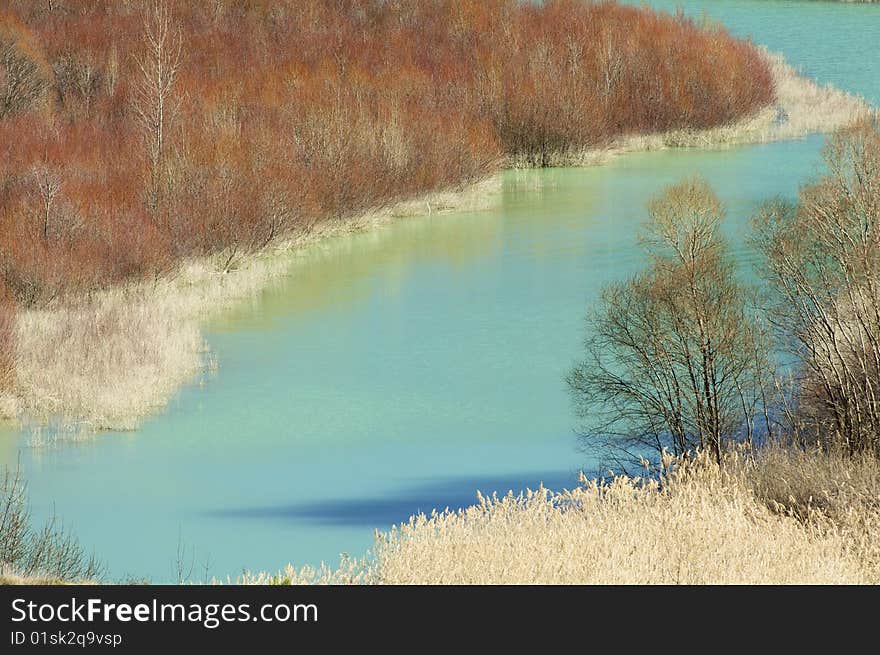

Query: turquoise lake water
[2,1,879,582]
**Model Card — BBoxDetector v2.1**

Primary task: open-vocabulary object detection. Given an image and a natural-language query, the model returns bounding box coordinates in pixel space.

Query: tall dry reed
[242,448,878,585]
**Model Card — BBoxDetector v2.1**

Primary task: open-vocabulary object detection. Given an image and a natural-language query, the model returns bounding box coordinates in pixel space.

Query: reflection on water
[210,200,508,335]
[2,1,879,582]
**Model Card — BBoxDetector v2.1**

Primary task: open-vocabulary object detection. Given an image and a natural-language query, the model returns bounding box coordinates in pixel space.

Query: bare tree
[597,28,623,103]
[1,463,103,582]
[132,0,182,218]
[105,45,118,96]
[30,164,62,241]
[755,118,880,455]
[568,178,773,465]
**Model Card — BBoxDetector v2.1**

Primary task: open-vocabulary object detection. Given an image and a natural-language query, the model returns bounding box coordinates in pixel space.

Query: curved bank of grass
[238,447,880,585]
[2,445,876,585]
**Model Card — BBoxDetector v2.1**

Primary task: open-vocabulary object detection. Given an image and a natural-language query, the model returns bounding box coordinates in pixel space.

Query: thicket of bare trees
[571,120,880,463]
[568,179,773,464]
[755,118,880,455]
[0,0,773,300]
[0,1,773,408]
[0,12,50,119]
[486,2,773,165]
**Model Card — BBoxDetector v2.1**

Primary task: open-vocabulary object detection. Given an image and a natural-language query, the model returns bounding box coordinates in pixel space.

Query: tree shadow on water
[205,470,587,528]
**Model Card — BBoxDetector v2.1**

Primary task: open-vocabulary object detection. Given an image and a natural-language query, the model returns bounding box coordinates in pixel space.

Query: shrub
[0,464,103,582]
[0,12,51,119]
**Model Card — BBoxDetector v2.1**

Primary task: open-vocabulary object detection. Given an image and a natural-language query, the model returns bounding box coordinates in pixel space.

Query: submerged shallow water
[2,1,879,582]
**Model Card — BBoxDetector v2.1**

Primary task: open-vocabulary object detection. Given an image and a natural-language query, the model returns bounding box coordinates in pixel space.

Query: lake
[2,0,878,582]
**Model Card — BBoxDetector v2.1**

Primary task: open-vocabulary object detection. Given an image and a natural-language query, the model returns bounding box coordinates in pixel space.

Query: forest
[0,0,775,391]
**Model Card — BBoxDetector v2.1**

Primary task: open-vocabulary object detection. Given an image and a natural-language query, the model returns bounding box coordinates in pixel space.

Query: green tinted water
[2,1,878,582]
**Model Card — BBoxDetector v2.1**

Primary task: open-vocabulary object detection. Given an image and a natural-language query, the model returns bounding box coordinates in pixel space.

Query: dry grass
[12,287,206,433]
[0,570,69,585]
[3,446,874,585]
[733,444,880,581]
[516,50,874,168]
[0,564,99,585]
[242,448,879,585]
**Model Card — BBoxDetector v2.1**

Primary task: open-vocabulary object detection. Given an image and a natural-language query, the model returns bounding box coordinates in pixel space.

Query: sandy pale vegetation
[236,448,880,585]
[1,446,875,585]
[0,177,503,434]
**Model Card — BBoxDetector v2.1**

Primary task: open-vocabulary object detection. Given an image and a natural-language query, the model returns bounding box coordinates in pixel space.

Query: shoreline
[0,50,873,436]
[237,448,880,585]
[0,176,506,436]
[5,446,876,585]
[507,50,873,168]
